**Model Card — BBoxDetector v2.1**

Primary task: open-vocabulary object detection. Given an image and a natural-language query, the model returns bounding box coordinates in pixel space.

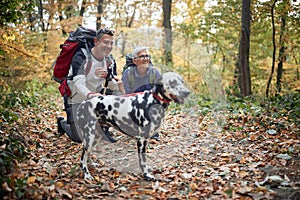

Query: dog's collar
[152,92,171,105]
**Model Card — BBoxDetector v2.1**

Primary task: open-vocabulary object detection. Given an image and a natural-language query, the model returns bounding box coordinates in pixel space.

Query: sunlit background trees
[0,0,299,98]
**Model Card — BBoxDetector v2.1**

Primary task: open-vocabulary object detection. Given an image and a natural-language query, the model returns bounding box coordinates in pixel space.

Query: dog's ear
[151,75,162,92]
[154,75,163,87]
[156,74,163,84]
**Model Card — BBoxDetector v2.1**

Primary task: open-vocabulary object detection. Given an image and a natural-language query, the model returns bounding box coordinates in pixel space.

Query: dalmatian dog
[76,72,190,181]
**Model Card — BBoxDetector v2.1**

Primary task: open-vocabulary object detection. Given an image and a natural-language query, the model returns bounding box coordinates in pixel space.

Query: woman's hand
[115,78,125,94]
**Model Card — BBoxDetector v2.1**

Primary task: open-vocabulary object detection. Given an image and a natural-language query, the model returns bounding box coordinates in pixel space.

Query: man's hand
[95,68,108,78]
[87,92,102,99]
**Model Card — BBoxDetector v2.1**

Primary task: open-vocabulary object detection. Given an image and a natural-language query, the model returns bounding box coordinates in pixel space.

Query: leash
[120,92,143,97]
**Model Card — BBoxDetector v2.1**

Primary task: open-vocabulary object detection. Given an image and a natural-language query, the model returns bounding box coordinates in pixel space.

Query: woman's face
[133,50,150,69]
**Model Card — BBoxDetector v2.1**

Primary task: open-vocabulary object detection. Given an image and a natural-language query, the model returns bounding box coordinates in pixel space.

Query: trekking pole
[101,56,114,95]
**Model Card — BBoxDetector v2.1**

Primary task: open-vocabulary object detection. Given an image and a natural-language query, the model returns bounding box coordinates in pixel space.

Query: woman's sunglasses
[136,55,151,60]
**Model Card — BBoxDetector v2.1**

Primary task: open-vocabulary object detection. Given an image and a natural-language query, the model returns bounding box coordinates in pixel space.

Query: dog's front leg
[81,147,94,180]
[137,138,156,181]
[81,133,96,181]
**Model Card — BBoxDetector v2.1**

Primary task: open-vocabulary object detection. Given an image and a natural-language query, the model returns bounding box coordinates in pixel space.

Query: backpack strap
[81,48,92,75]
[127,66,157,89]
[126,67,135,88]
[148,66,157,86]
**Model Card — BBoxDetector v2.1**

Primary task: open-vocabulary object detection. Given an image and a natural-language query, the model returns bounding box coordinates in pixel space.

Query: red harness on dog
[152,92,171,104]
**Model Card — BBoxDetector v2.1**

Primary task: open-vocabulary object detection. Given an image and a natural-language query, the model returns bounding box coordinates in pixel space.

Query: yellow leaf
[27,176,36,184]
[94,175,100,182]
[221,152,229,157]
[113,171,121,178]
[239,171,249,178]
[240,156,247,164]
[250,134,257,141]
[190,182,198,191]
[55,181,64,188]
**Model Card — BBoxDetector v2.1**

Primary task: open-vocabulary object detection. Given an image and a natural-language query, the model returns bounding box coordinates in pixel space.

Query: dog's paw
[143,173,156,181]
[84,173,94,181]
[91,162,100,168]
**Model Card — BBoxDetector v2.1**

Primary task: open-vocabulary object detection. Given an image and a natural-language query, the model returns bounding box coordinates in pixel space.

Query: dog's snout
[181,90,190,97]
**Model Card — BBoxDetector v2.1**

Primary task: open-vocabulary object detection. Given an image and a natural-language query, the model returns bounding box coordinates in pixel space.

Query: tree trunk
[238,0,251,98]
[266,0,277,97]
[57,1,66,35]
[162,0,172,66]
[121,6,136,57]
[38,0,45,31]
[96,0,104,30]
[276,14,286,95]
[80,0,87,17]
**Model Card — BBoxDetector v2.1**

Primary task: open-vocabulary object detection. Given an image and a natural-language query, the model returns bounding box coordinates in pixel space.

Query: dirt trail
[3,107,299,199]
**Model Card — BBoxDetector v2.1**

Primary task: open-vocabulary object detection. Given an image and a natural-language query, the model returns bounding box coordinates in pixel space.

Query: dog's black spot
[169,79,178,88]
[140,116,146,126]
[120,99,125,104]
[96,102,105,111]
[95,102,108,116]
[108,105,112,111]
[101,115,106,121]
[113,110,118,115]
[114,102,120,108]
[81,148,86,160]
[152,109,157,115]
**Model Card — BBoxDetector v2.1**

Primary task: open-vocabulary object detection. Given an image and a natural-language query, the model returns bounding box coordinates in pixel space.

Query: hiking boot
[57,117,65,135]
[150,132,160,141]
[103,129,117,143]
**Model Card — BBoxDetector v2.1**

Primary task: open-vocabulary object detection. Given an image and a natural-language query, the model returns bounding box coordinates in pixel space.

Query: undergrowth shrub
[0,78,58,199]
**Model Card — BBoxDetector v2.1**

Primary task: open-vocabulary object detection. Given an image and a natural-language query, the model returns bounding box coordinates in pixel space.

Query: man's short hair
[96,28,114,39]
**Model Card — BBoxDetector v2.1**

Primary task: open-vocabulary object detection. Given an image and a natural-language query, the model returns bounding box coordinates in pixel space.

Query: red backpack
[52,27,96,96]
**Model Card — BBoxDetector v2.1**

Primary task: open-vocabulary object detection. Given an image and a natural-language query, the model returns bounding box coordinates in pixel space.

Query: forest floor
[1,96,300,200]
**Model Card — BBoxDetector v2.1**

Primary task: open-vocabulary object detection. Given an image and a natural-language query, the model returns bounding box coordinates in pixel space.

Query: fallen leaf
[181,173,193,179]
[237,186,253,194]
[27,176,36,184]
[101,182,112,192]
[2,182,12,192]
[55,181,64,188]
[56,188,72,199]
[276,153,292,160]
[238,171,249,178]
[190,182,198,191]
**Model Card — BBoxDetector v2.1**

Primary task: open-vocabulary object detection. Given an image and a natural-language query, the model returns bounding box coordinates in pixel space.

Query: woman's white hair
[131,46,149,58]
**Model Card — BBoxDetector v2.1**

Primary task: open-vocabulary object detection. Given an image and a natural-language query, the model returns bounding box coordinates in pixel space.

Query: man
[57,28,122,143]
[121,46,161,141]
